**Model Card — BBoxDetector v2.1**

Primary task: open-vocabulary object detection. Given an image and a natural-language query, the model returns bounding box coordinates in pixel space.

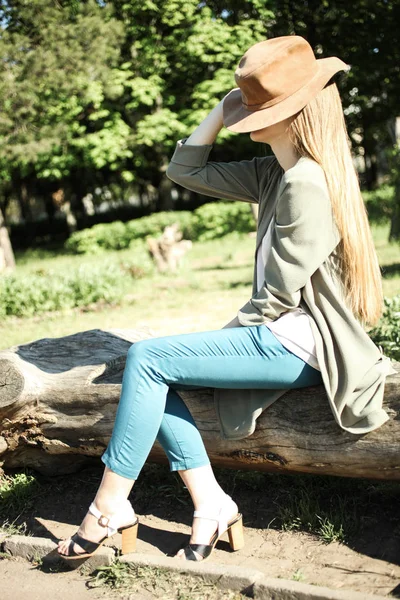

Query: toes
[57,538,72,556]
[57,540,68,555]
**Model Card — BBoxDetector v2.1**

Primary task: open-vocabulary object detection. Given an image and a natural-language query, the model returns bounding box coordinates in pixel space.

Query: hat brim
[222,57,350,133]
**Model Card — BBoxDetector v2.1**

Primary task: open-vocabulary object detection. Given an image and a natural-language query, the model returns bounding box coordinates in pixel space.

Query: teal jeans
[101,325,322,479]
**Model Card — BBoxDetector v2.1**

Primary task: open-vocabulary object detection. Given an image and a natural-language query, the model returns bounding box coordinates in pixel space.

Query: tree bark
[0,328,398,480]
[0,207,16,272]
[17,181,33,222]
[388,117,400,241]
[147,223,192,272]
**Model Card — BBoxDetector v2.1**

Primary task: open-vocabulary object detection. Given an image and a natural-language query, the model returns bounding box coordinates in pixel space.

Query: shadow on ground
[3,463,399,572]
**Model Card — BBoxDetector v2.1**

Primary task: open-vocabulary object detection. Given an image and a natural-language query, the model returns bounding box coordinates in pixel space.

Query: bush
[369,295,400,361]
[65,202,255,254]
[65,221,132,254]
[362,185,395,224]
[65,212,196,254]
[0,261,144,318]
[192,202,255,241]
[125,211,195,242]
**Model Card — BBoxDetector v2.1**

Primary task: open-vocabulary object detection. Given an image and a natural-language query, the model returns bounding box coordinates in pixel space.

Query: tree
[0,207,15,272]
[270,0,400,235]
[0,0,128,223]
[107,0,276,210]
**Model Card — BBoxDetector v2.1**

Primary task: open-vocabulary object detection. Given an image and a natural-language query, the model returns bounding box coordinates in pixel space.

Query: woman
[57,36,394,563]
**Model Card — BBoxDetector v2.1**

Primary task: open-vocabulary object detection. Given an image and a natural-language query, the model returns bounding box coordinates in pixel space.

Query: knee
[126,338,156,369]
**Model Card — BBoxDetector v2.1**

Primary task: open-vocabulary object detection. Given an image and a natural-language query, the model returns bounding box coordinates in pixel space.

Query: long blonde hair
[287,81,383,327]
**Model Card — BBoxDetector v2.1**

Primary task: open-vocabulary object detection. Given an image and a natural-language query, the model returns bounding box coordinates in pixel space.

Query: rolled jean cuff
[169,457,211,472]
[101,453,140,481]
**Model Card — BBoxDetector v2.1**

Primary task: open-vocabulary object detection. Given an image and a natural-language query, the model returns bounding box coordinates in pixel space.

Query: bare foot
[58,500,136,556]
[175,496,239,561]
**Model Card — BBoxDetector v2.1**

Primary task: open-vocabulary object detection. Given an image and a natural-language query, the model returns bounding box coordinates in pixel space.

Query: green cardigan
[166,139,396,440]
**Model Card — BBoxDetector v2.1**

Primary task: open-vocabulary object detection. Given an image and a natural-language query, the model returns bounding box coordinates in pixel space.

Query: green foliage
[369,295,400,361]
[0,0,276,226]
[1,0,400,243]
[192,202,255,241]
[0,473,39,517]
[125,211,196,242]
[65,202,255,254]
[276,479,354,543]
[0,261,145,318]
[0,0,125,178]
[362,185,395,224]
[90,561,133,590]
[89,560,244,598]
[65,221,132,254]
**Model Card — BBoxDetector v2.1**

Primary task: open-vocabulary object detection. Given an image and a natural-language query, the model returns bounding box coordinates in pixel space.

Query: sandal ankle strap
[88,500,133,537]
[193,494,236,538]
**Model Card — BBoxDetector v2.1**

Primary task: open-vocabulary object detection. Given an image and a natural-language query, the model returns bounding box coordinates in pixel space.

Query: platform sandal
[179,494,244,562]
[59,499,139,561]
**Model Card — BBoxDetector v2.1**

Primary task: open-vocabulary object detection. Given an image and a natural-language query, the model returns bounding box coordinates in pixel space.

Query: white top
[256,218,320,371]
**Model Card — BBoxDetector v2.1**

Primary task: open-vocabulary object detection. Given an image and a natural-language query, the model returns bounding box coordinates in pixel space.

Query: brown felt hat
[223,36,350,133]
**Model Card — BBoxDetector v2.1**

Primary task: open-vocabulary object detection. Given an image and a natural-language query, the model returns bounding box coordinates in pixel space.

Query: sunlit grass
[1,224,399,350]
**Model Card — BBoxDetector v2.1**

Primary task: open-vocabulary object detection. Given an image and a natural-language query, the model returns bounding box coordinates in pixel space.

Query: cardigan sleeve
[166,138,277,204]
[238,175,341,325]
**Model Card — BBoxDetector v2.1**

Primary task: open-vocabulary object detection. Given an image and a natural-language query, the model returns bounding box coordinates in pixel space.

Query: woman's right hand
[184,91,236,146]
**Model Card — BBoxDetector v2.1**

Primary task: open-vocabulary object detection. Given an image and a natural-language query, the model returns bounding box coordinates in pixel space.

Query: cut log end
[0,359,24,408]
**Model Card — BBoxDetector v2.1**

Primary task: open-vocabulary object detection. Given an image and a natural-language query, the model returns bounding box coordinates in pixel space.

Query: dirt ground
[1,464,400,599]
[0,555,245,600]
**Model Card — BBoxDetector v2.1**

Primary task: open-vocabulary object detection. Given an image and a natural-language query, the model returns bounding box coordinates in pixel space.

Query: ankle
[193,489,231,512]
[93,494,129,516]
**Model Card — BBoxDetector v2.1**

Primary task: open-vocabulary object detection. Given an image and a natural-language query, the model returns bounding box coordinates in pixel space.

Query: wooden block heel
[58,501,138,562]
[121,520,139,554]
[228,515,244,551]
[179,499,244,562]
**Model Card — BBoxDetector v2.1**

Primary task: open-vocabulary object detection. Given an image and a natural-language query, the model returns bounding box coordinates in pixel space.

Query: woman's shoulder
[281,156,327,186]
[255,154,285,189]
[254,153,281,173]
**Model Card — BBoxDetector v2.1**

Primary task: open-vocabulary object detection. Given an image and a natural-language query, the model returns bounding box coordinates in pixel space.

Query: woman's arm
[184,99,225,146]
[166,97,277,204]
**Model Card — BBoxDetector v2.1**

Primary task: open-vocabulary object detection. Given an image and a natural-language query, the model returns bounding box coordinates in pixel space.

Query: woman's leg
[102,324,321,478]
[156,389,231,558]
[59,325,321,556]
[156,388,211,472]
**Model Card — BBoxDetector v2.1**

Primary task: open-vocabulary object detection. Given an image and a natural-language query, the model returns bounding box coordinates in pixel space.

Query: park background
[0,0,398,353]
[0,1,399,598]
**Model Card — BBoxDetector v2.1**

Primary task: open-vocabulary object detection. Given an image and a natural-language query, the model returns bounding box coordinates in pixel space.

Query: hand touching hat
[223,36,350,133]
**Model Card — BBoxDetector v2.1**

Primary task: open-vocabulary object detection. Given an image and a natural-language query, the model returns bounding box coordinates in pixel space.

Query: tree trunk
[156,157,174,212]
[147,223,192,272]
[17,182,33,222]
[0,207,16,272]
[388,118,400,241]
[0,328,398,479]
[362,119,379,190]
[389,178,400,241]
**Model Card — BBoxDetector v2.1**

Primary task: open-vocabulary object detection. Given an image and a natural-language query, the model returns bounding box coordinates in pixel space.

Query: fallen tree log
[0,328,399,480]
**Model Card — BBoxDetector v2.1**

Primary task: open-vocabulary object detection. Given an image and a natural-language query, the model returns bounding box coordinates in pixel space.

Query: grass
[0,233,254,349]
[88,561,246,599]
[1,223,399,350]
[3,463,397,548]
[0,473,40,517]
[0,520,28,537]
[292,569,305,582]
[0,223,399,564]
[0,473,38,539]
